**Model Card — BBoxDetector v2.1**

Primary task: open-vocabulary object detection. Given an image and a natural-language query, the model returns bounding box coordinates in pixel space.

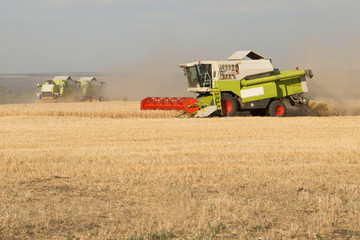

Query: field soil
[0,102,359,239]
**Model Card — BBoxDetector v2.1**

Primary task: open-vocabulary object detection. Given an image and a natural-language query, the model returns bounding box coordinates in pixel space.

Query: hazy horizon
[1,0,360,74]
[1,0,359,101]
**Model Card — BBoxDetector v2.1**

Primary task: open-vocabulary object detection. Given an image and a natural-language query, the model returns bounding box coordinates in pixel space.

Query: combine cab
[141,50,313,117]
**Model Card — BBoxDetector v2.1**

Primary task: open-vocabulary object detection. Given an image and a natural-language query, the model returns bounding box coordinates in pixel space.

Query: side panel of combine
[240,82,278,103]
[276,77,303,97]
[215,73,306,103]
[215,80,240,97]
[239,71,309,103]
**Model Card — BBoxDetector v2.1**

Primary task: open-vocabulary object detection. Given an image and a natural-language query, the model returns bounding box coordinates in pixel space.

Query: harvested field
[0,102,359,239]
[1,100,359,119]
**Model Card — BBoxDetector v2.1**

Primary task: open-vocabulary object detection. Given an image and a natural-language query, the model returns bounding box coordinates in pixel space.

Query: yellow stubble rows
[0,102,359,239]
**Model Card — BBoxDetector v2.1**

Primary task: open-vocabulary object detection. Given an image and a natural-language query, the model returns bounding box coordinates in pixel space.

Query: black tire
[221,93,239,116]
[250,109,267,116]
[267,100,286,117]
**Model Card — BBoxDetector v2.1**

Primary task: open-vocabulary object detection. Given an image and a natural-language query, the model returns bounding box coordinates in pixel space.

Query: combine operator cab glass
[185,64,212,88]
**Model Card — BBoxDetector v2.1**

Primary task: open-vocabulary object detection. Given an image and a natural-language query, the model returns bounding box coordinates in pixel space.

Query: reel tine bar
[141,97,197,111]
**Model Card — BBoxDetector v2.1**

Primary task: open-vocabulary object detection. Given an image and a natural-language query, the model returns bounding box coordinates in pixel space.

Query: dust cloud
[0,83,38,104]
[103,39,360,115]
[102,50,193,101]
[301,100,360,116]
[281,36,360,116]
[2,37,359,115]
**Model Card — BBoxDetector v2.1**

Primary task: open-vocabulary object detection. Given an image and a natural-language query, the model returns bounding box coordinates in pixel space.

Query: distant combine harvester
[36,76,106,102]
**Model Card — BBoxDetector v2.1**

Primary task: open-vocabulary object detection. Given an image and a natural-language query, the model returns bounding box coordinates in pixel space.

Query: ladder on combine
[210,88,222,111]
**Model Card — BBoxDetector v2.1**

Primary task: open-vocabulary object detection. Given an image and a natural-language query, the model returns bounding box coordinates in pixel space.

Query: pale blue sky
[0,0,359,73]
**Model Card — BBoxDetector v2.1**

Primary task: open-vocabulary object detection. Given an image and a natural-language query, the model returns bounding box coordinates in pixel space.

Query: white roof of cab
[79,77,97,81]
[228,51,267,60]
[52,76,72,80]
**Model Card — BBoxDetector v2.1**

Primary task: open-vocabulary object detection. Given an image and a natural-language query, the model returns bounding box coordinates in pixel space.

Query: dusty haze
[103,49,193,101]
[1,40,359,116]
[286,37,360,105]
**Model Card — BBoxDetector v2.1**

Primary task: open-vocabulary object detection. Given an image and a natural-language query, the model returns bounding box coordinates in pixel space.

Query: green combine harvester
[37,76,106,102]
[36,76,75,100]
[77,77,106,102]
[141,50,313,117]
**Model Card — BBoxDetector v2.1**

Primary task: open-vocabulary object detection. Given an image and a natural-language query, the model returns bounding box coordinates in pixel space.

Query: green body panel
[215,80,240,97]
[240,82,278,103]
[276,77,303,96]
[196,70,306,109]
[53,80,70,96]
[240,76,303,103]
[211,70,305,104]
[194,89,223,112]
[185,95,213,116]
[196,95,213,107]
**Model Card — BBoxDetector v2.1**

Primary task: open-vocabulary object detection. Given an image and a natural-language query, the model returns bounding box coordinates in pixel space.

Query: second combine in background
[77,77,106,102]
[37,76,106,102]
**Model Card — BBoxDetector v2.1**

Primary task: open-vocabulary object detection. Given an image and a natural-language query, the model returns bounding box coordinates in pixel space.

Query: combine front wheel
[267,100,286,117]
[221,93,239,116]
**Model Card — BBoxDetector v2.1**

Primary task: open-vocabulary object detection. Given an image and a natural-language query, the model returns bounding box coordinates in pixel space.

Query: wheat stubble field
[0,102,359,239]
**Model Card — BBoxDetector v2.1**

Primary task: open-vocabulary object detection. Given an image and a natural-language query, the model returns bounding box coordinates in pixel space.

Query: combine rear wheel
[221,93,239,116]
[267,100,286,117]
